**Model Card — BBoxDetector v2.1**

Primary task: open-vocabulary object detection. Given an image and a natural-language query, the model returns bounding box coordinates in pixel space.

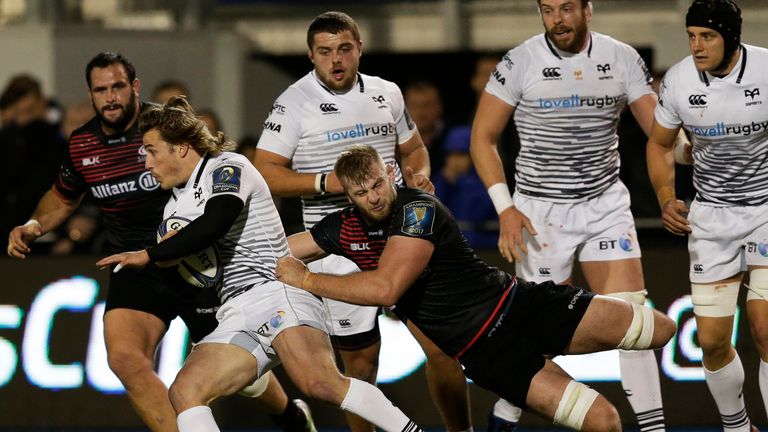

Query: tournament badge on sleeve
[401,201,435,236]
[212,165,242,194]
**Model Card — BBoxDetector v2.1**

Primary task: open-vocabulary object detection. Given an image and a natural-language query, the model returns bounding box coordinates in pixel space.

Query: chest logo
[320,103,339,114]
[542,67,561,79]
[688,94,707,107]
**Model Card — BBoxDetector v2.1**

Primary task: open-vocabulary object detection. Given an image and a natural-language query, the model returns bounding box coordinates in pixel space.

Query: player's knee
[582,397,621,432]
[697,330,732,360]
[237,372,270,398]
[553,381,603,431]
[168,373,204,413]
[615,302,656,350]
[653,310,677,347]
[106,346,153,383]
[302,375,344,405]
[341,353,378,383]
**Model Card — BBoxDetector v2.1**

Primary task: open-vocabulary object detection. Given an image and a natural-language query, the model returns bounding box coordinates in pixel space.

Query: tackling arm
[277,235,434,306]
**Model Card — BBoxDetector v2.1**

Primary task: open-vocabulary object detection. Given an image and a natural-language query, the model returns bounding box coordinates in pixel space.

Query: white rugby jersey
[486,32,654,202]
[163,152,290,302]
[656,44,768,206]
[257,71,416,228]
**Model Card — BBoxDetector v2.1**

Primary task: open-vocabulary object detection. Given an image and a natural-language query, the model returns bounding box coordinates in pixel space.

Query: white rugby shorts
[198,280,327,377]
[309,254,379,336]
[688,201,768,283]
[514,181,642,284]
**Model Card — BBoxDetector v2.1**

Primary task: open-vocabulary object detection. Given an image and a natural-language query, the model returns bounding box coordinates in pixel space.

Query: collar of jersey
[544,32,593,60]
[699,44,747,86]
[174,152,211,195]
[311,70,365,95]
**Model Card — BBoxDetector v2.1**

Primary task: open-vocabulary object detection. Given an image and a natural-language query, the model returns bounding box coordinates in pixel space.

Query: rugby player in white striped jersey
[648,2,765,431]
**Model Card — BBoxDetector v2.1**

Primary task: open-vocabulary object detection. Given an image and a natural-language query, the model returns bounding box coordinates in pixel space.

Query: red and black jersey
[55,103,170,252]
[310,187,512,357]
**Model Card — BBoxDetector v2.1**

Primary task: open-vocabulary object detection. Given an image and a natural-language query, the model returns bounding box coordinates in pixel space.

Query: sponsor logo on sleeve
[211,165,241,194]
[401,201,435,236]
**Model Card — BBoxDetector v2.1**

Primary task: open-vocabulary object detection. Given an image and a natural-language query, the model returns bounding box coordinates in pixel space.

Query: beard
[547,20,589,53]
[94,91,137,132]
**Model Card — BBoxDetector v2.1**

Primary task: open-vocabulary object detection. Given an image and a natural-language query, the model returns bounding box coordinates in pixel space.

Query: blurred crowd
[0,55,693,256]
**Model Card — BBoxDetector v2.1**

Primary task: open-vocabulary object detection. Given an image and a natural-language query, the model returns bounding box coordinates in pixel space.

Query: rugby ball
[157,216,223,289]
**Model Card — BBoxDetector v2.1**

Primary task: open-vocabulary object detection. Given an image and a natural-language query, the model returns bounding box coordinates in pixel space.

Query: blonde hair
[334,144,386,188]
[139,95,235,156]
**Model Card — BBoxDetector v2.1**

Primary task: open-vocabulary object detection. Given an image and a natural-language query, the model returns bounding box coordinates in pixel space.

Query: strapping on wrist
[488,183,514,215]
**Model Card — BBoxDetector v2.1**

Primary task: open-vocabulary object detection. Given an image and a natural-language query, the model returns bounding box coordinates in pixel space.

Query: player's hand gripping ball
[157,216,223,288]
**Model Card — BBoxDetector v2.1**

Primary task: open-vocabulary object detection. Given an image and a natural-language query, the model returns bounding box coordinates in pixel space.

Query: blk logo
[542,67,561,78]
[597,64,611,74]
[688,94,707,106]
[320,103,338,113]
[745,88,760,100]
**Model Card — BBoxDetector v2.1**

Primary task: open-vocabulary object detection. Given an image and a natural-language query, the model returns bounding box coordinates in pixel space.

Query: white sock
[492,399,522,422]
[759,359,768,418]
[340,378,422,432]
[619,350,665,432]
[704,352,751,432]
[177,406,220,432]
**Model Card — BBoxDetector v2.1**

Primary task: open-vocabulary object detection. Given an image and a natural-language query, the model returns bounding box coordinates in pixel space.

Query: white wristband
[24,219,42,229]
[314,173,323,193]
[488,183,514,215]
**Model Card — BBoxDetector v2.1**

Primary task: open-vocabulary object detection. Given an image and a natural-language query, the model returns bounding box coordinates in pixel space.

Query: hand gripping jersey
[54,103,171,251]
[655,44,768,206]
[486,32,654,202]
[310,188,511,356]
[257,72,417,228]
[162,152,290,303]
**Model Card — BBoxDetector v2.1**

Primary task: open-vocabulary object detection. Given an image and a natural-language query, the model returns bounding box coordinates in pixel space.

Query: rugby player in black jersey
[277,144,677,432]
[7,52,313,432]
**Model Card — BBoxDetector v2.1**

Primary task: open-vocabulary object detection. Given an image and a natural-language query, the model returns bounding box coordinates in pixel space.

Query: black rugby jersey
[54,103,170,252]
[311,187,512,356]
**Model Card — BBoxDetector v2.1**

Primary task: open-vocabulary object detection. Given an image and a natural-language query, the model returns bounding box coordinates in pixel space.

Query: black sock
[271,399,307,432]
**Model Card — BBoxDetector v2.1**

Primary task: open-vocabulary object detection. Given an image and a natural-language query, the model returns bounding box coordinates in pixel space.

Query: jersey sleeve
[384,81,418,145]
[309,211,345,256]
[620,43,655,104]
[654,68,683,129]
[53,144,87,200]
[483,48,526,107]
[388,194,444,245]
[256,89,303,159]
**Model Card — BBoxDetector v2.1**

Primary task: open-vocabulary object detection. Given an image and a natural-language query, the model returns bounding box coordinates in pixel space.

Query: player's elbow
[376,283,404,307]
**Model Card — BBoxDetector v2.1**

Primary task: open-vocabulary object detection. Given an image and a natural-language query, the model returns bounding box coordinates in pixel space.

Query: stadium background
[1,0,767,430]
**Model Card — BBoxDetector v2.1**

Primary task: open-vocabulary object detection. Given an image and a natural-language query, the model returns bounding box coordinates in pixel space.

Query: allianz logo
[90,172,159,198]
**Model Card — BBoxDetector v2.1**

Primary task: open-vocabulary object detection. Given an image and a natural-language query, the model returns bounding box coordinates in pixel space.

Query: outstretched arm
[277,235,433,306]
[287,231,329,263]
[7,188,82,259]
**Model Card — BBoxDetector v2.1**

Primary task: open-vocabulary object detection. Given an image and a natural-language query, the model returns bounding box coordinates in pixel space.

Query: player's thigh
[103,307,168,359]
[174,342,260,400]
[566,295,633,354]
[580,258,644,294]
[273,325,347,403]
[513,194,580,283]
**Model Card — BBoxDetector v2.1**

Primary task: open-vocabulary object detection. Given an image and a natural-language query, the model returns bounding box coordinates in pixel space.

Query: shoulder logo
[264,121,282,133]
[492,68,506,85]
[688,94,707,107]
[401,201,435,236]
[502,54,514,70]
[371,95,385,104]
[212,165,241,194]
[320,103,339,114]
[542,67,561,79]
[270,103,286,115]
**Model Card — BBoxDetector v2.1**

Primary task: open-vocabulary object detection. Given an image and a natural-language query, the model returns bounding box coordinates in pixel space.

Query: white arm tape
[488,182,514,215]
[24,219,42,228]
[314,173,323,193]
